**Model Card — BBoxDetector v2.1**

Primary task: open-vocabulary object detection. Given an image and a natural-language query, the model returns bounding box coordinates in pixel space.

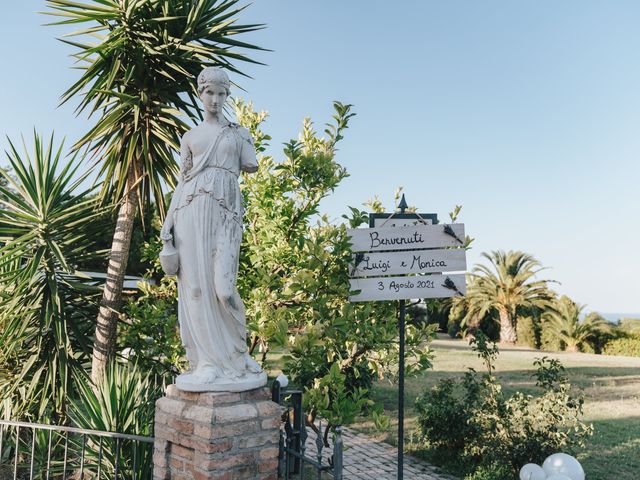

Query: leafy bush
[618,318,640,335]
[516,315,540,348]
[540,322,563,351]
[447,317,461,338]
[415,333,592,478]
[602,336,640,357]
[303,362,374,446]
[119,237,186,380]
[464,462,513,480]
[415,378,468,452]
[234,100,436,430]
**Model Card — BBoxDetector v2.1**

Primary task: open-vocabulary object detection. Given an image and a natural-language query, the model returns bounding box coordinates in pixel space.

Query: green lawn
[353,335,640,480]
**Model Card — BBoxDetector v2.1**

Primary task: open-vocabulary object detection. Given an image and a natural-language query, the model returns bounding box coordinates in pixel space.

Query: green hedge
[602,336,640,357]
[516,316,539,349]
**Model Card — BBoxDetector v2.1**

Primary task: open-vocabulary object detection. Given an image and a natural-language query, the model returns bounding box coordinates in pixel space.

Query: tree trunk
[91,166,139,384]
[498,307,517,344]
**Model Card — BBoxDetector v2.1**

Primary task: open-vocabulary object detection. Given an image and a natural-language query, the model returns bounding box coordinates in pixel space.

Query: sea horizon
[597,312,640,323]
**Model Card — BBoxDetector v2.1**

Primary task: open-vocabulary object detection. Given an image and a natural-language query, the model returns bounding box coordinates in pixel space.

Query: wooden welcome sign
[347,202,469,480]
[347,223,467,301]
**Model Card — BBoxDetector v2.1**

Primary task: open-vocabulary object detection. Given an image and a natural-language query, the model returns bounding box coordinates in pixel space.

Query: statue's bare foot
[176,365,267,392]
[245,356,262,374]
[192,366,218,384]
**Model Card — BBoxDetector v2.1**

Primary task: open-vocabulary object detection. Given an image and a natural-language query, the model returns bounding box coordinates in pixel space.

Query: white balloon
[520,463,547,480]
[543,453,585,480]
[546,475,572,480]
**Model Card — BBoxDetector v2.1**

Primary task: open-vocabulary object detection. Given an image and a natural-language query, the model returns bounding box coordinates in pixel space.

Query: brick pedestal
[153,385,281,480]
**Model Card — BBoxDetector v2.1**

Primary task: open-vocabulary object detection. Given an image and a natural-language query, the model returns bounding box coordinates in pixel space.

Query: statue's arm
[239,127,258,173]
[160,133,192,241]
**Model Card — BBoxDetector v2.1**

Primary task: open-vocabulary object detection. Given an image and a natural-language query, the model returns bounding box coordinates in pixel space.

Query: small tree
[237,101,436,432]
[543,296,612,352]
[463,251,553,344]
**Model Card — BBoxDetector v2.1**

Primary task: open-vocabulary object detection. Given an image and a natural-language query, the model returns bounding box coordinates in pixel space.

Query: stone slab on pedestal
[153,385,281,480]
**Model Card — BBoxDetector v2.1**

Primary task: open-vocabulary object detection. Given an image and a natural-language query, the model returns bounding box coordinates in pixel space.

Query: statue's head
[197,66,231,95]
[197,67,230,115]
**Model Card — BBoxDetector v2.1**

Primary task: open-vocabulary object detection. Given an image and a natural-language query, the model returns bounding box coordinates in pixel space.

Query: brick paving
[304,426,458,479]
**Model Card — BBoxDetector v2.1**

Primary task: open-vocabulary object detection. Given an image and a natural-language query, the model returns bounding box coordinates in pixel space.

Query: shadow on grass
[432,340,541,354]
[579,416,640,480]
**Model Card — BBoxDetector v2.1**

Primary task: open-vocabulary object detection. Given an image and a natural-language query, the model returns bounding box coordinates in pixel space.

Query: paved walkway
[305,426,458,479]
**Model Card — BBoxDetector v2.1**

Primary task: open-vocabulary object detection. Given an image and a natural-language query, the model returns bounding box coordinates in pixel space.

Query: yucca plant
[463,251,553,344]
[45,0,266,382]
[68,362,159,479]
[543,296,612,352]
[0,132,105,422]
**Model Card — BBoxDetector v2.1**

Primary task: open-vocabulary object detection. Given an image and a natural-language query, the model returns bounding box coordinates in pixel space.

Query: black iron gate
[271,378,343,479]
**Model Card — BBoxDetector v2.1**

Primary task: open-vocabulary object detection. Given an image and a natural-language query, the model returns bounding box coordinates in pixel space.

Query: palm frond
[462,251,553,335]
[45,0,267,214]
[0,132,106,421]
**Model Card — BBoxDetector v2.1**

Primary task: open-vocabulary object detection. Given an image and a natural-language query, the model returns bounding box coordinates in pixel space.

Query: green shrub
[447,317,461,338]
[415,333,592,478]
[120,238,185,381]
[415,379,469,452]
[477,313,501,341]
[618,318,640,335]
[602,336,640,357]
[516,315,539,348]
[464,462,512,480]
[581,342,596,354]
[540,320,563,351]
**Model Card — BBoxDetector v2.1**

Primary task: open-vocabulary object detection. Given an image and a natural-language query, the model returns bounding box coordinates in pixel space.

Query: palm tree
[0,132,104,420]
[463,251,552,344]
[45,0,265,382]
[543,296,611,352]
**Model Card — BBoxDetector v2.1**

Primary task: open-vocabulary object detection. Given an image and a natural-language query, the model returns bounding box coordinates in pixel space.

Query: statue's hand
[160,218,174,242]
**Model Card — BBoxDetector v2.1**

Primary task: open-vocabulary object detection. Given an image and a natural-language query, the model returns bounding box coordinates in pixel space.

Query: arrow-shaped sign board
[347,223,465,252]
[350,208,466,480]
[347,222,467,302]
[349,273,466,302]
[351,248,467,278]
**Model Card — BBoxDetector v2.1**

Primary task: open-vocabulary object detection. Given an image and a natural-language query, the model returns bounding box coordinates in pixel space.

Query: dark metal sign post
[396,196,408,480]
[370,195,438,480]
[397,295,406,480]
[349,194,467,480]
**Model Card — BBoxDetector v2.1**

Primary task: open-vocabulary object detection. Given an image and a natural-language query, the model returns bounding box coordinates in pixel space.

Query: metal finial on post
[398,194,408,214]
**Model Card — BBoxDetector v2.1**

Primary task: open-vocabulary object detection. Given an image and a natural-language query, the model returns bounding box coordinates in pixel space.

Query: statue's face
[200,83,228,115]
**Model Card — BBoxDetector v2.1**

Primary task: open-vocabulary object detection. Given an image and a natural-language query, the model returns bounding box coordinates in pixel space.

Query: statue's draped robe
[172,124,257,380]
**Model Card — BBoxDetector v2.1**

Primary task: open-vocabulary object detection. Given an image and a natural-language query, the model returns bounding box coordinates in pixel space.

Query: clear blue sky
[1,1,638,314]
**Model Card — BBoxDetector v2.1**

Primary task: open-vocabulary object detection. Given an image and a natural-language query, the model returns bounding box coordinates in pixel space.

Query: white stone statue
[159,67,267,392]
